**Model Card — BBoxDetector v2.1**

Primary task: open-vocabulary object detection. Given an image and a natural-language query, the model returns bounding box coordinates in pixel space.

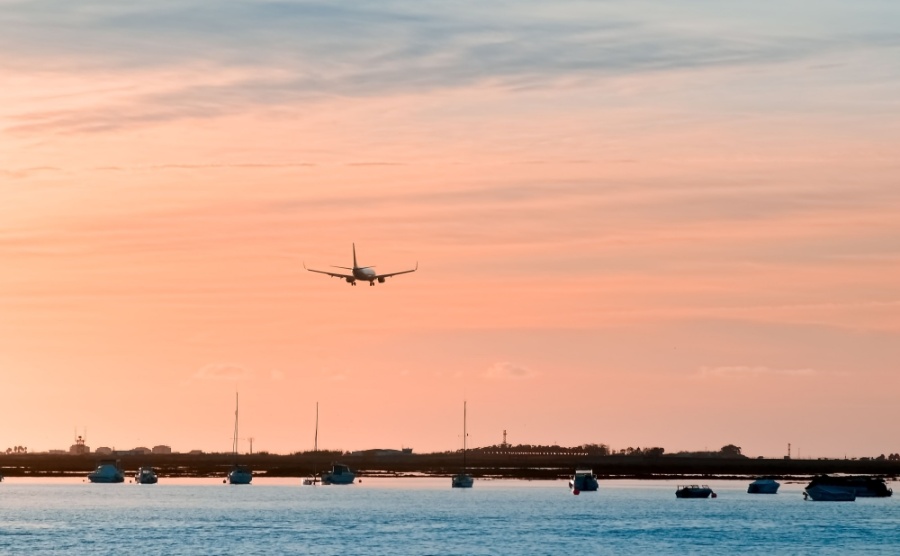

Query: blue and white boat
[804,484,856,501]
[321,463,355,485]
[748,477,780,494]
[88,460,125,483]
[569,469,599,492]
[227,465,253,485]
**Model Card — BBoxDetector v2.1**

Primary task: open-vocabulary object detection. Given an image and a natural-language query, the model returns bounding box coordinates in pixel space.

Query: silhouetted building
[152,445,172,454]
[69,435,90,455]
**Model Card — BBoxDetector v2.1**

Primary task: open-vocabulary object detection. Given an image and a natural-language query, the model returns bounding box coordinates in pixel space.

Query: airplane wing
[304,263,354,280]
[374,263,418,280]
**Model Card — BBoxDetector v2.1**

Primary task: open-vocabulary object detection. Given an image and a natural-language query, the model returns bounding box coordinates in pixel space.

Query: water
[1,478,898,555]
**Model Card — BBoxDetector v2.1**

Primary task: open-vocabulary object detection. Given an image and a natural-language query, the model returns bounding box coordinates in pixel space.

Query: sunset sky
[2,1,899,459]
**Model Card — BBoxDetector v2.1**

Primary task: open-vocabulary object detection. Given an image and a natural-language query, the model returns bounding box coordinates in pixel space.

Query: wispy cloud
[0,166,62,179]
[698,365,818,378]
[194,363,253,381]
[485,361,537,380]
[5,1,871,135]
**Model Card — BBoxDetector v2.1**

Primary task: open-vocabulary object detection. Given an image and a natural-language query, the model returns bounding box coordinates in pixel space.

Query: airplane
[304,243,417,286]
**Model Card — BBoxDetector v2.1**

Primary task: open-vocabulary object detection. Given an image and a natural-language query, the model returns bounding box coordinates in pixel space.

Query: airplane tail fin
[352,243,358,269]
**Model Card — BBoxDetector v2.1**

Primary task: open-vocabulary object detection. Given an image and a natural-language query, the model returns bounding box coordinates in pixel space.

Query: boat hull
[227,467,253,485]
[88,462,125,483]
[676,486,714,499]
[806,475,892,498]
[569,473,599,492]
[321,464,355,485]
[451,473,474,488]
[804,485,856,501]
[88,476,125,484]
[321,473,355,485]
[748,479,780,494]
[135,467,158,484]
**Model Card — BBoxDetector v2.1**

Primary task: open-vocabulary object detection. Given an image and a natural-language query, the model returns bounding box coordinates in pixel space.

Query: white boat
[804,484,856,501]
[134,466,158,484]
[321,463,355,485]
[226,393,252,485]
[569,469,599,492]
[748,477,780,494]
[88,460,125,483]
[451,401,473,489]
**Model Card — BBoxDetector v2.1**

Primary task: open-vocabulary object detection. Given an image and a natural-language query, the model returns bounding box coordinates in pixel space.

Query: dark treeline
[2,447,900,480]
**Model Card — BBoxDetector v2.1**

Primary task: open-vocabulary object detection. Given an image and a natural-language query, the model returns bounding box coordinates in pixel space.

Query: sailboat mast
[233,392,239,457]
[463,401,467,471]
[314,402,319,452]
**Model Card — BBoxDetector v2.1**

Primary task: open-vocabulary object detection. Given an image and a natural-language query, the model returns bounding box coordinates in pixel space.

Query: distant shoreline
[2,452,899,480]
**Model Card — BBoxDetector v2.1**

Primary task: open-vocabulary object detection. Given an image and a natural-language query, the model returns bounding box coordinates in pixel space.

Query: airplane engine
[378,277,386,283]
[345,277,354,284]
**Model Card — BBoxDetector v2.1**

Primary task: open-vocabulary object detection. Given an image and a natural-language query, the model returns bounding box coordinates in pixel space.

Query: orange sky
[2,2,899,458]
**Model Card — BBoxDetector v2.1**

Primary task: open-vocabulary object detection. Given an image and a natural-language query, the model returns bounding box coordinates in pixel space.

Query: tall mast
[233,392,239,457]
[314,402,319,452]
[463,401,467,472]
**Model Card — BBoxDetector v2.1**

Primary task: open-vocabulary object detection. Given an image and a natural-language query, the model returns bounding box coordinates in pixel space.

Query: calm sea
[0,477,897,555]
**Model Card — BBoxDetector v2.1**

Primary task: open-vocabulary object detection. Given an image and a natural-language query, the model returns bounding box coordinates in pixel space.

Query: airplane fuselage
[352,267,377,282]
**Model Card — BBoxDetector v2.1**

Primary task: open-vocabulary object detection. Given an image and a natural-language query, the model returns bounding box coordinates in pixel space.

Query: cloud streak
[194,363,253,381]
[698,365,818,378]
[485,361,537,380]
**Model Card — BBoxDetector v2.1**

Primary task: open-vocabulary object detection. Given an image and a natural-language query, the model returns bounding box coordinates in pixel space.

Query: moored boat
[88,460,125,483]
[321,463,355,485]
[748,477,780,494]
[676,484,715,498]
[226,393,252,485]
[804,484,856,501]
[134,466,158,484]
[806,475,891,498]
[227,465,253,485]
[569,469,599,492]
[451,401,474,489]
